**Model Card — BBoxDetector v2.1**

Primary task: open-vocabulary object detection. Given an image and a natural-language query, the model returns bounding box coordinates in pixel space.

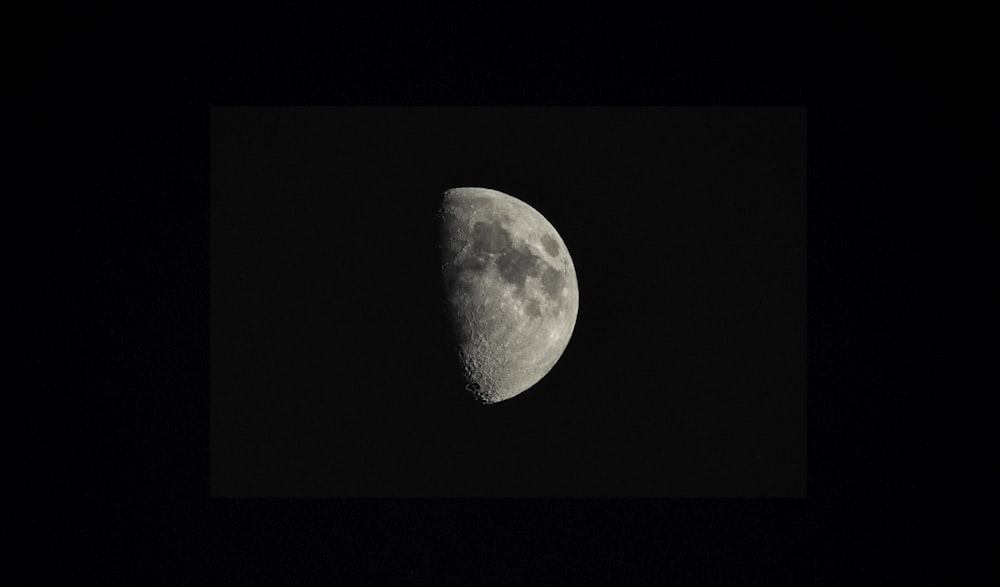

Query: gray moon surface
[438,187,579,404]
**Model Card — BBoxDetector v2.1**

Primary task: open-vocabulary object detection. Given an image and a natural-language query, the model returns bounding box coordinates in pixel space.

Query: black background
[16,3,988,583]
[211,107,805,497]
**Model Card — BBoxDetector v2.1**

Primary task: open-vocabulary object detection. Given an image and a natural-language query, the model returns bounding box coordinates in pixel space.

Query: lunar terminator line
[437,187,579,404]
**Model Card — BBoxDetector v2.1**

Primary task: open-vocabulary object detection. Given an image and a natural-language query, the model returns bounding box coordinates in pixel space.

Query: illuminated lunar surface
[438,187,579,404]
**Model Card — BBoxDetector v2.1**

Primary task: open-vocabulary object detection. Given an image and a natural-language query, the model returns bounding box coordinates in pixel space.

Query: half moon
[438,187,579,404]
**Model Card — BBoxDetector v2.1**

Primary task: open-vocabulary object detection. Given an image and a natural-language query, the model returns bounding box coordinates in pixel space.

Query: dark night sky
[211,107,806,497]
[18,3,988,582]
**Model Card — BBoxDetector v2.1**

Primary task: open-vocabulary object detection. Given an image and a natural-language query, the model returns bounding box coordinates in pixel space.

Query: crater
[540,233,560,257]
[471,221,512,253]
[450,274,475,297]
[448,195,493,216]
[524,298,542,318]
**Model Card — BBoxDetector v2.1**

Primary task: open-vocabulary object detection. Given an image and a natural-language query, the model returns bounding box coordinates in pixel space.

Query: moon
[438,187,579,404]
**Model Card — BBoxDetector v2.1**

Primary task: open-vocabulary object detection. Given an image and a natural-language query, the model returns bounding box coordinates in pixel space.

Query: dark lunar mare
[540,266,565,300]
[466,219,547,301]
[471,221,512,252]
[496,246,543,291]
[540,233,560,257]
